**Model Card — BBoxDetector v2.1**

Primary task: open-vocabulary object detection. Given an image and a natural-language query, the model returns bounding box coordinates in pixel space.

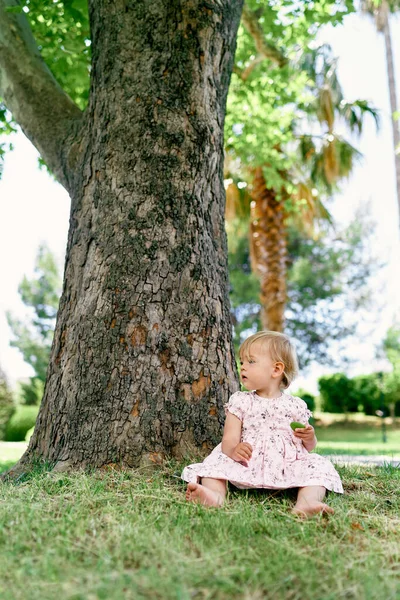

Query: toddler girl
[182,330,343,517]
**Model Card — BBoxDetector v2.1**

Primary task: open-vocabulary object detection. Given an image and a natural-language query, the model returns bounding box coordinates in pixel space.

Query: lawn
[0,439,399,599]
[4,416,400,468]
[0,442,27,467]
[314,418,400,458]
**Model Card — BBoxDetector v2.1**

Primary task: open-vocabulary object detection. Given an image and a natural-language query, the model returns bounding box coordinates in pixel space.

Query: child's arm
[221,413,253,462]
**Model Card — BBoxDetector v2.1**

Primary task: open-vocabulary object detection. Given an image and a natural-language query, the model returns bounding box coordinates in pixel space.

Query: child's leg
[186,477,227,507]
[292,485,334,517]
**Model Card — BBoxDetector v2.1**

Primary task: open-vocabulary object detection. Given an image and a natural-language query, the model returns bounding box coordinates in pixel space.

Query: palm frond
[318,86,335,131]
[322,140,340,185]
[339,100,380,135]
[288,181,333,237]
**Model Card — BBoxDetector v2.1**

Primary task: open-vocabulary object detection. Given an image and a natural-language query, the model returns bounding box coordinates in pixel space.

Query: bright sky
[0,11,400,390]
[0,136,70,384]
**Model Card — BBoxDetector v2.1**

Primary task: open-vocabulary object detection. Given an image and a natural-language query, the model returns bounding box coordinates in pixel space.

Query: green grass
[0,444,400,599]
[314,423,400,458]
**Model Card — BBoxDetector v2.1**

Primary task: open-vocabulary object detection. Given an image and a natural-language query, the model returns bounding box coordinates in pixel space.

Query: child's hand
[293,424,316,447]
[231,442,253,465]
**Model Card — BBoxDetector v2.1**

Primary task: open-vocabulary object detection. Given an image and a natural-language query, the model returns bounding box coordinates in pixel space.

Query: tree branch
[236,2,287,81]
[235,55,267,82]
[0,0,83,189]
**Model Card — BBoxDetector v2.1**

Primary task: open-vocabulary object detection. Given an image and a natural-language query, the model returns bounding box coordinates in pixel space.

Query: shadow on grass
[0,460,16,475]
[0,458,56,483]
[227,484,298,502]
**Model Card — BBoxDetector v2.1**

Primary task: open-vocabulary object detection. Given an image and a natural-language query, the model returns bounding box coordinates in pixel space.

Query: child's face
[239,341,283,391]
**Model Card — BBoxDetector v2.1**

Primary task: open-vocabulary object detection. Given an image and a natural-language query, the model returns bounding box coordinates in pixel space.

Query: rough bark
[4,0,244,473]
[249,167,287,332]
[0,0,82,188]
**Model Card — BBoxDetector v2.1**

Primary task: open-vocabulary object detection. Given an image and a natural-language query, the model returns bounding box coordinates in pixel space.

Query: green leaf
[5,5,24,14]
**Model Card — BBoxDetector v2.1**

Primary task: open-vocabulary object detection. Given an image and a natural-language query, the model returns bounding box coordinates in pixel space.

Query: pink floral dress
[181,391,343,493]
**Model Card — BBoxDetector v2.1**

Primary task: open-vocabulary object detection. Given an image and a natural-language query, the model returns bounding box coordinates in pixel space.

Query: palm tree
[248,167,288,331]
[226,44,379,332]
[361,0,400,231]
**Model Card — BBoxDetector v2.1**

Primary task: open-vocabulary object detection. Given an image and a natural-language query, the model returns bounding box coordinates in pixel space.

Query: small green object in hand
[290,421,306,430]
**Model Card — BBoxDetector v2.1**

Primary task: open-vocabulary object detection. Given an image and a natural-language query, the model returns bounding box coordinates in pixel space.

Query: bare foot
[185,483,224,507]
[291,501,334,518]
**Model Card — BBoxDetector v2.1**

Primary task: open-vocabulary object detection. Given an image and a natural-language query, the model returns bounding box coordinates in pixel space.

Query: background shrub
[351,374,382,416]
[383,370,400,417]
[318,371,400,416]
[293,388,316,412]
[318,373,359,413]
[4,405,39,442]
[25,426,35,442]
[0,368,15,440]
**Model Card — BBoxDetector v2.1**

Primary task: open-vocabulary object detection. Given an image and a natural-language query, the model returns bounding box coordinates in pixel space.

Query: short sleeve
[294,397,313,423]
[224,391,245,421]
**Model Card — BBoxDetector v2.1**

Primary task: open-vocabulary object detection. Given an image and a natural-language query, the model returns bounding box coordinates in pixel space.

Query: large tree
[0,0,244,472]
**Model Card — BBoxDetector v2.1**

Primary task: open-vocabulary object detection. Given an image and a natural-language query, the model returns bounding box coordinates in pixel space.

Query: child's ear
[273,362,285,377]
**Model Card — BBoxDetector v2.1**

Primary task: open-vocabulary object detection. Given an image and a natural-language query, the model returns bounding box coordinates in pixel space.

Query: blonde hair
[239,330,299,389]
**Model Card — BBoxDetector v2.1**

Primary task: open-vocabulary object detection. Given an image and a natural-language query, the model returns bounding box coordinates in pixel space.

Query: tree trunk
[249,167,287,332]
[10,0,244,472]
[382,4,400,231]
